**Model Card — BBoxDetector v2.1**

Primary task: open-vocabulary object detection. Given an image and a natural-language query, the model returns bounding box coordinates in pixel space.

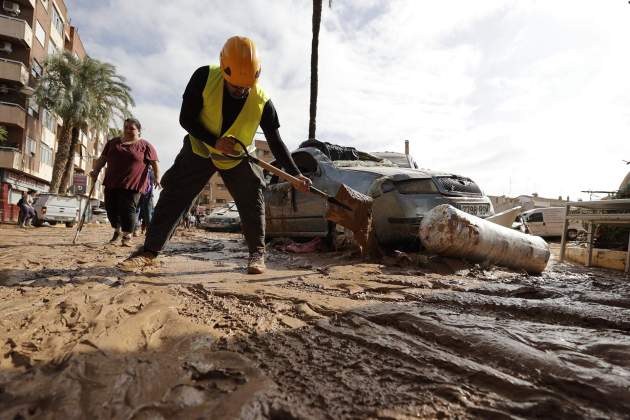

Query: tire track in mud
[172,267,630,419]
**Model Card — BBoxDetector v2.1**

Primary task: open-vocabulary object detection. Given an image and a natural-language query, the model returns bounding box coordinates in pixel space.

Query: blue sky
[65,0,630,200]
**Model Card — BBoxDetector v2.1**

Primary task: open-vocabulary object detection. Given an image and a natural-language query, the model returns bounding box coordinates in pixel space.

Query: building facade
[198,138,273,209]
[0,0,106,222]
[490,193,571,213]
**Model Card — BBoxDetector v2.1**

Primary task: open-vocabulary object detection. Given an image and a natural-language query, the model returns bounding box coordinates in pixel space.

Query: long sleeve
[179,66,219,147]
[262,125,300,176]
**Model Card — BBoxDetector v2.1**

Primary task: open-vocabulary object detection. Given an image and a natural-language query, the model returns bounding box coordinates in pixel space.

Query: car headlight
[394,179,438,194]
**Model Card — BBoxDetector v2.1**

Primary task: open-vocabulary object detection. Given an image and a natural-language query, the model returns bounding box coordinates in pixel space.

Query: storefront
[0,169,50,222]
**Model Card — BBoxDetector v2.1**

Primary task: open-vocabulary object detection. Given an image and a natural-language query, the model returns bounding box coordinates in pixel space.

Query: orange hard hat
[220,36,261,88]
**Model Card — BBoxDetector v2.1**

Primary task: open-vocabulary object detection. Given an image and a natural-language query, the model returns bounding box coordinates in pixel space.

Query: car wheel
[49,221,58,226]
[65,222,75,228]
[567,229,578,241]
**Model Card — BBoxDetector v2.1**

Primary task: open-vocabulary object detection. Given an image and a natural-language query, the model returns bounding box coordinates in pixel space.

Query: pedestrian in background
[17,190,36,228]
[90,118,160,246]
[134,166,155,236]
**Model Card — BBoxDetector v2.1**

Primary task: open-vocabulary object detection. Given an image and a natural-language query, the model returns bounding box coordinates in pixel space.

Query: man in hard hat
[119,35,311,274]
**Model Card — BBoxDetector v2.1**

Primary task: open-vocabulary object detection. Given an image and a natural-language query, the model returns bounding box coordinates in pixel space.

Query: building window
[217,183,227,190]
[41,108,56,133]
[26,137,36,155]
[40,143,53,165]
[27,97,39,118]
[216,198,226,204]
[35,20,46,47]
[47,39,59,56]
[31,58,43,79]
[50,4,64,37]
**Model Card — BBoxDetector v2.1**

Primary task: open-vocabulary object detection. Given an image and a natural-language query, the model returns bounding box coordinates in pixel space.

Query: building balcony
[0,101,26,129]
[15,0,37,9]
[0,58,29,85]
[0,16,33,48]
[0,147,52,182]
[0,147,21,169]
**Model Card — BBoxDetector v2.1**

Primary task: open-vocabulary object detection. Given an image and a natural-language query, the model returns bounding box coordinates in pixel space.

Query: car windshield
[371,153,414,168]
[335,160,397,168]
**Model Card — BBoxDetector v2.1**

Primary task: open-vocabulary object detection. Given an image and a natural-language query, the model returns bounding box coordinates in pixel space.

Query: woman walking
[90,118,160,246]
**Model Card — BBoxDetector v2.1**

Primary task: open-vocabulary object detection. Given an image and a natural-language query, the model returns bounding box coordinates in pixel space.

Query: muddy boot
[109,230,121,244]
[117,248,158,271]
[247,252,265,274]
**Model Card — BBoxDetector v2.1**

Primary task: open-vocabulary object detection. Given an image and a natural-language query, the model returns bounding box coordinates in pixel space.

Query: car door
[525,211,545,236]
[264,152,329,237]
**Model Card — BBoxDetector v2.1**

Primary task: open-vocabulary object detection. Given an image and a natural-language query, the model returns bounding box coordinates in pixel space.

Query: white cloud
[66,0,630,200]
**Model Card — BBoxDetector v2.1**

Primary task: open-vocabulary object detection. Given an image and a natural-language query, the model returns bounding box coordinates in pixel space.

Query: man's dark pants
[145,136,265,255]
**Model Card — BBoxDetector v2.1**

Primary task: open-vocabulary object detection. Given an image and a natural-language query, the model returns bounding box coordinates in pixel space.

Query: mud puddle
[1,225,629,419]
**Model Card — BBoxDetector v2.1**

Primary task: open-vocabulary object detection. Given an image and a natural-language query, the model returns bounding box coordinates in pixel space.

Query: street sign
[73,174,87,194]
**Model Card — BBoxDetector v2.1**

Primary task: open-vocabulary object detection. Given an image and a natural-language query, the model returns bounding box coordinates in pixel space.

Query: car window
[293,152,319,175]
[527,212,543,222]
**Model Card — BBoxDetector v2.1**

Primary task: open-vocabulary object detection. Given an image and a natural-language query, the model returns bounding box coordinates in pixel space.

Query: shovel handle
[252,156,334,200]
[220,140,350,209]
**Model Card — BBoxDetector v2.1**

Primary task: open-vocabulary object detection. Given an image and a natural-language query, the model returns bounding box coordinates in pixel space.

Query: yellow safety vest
[189,65,269,170]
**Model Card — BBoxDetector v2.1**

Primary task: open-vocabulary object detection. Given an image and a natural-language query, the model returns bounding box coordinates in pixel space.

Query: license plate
[459,204,488,216]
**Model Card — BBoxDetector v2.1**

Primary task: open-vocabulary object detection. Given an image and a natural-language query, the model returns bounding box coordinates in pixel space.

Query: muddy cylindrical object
[419,204,550,274]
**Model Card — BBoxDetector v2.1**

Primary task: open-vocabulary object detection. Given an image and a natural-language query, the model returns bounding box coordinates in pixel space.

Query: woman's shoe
[109,231,121,244]
[121,234,132,247]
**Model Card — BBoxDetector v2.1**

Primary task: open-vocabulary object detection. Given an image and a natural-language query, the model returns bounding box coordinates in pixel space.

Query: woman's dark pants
[104,188,141,233]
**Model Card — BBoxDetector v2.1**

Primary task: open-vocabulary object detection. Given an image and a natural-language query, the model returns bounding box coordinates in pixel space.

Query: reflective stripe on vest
[189,65,269,170]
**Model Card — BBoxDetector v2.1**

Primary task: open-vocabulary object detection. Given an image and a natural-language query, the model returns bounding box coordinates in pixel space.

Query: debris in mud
[184,360,248,385]
[420,204,550,274]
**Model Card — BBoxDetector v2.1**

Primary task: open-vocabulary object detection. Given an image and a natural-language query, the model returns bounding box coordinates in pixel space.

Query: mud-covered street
[1,225,630,419]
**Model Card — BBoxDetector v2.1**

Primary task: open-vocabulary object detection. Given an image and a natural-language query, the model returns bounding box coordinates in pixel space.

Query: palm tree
[309,0,332,141]
[34,51,133,193]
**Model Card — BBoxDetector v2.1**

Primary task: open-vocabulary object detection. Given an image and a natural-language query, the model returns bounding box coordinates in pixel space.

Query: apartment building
[490,193,571,213]
[0,0,106,222]
[198,138,273,208]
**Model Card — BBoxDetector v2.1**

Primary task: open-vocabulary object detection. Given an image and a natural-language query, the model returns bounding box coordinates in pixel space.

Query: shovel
[72,180,96,244]
[221,138,374,252]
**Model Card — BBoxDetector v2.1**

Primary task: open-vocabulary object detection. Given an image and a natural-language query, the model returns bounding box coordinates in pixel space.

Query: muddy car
[264,147,494,245]
[201,202,241,232]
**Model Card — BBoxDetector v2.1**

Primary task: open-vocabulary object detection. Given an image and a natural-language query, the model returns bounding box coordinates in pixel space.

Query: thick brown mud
[1,225,629,419]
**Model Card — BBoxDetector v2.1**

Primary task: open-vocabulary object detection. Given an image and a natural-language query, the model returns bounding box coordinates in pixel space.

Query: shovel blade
[325,184,373,252]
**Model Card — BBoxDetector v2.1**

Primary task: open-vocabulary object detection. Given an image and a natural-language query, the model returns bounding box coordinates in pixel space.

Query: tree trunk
[49,124,72,193]
[59,126,81,194]
[309,0,322,140]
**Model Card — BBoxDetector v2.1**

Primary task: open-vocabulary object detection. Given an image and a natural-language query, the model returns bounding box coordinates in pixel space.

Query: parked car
[32,193,80,227]
[264,147,494,245]
[201,202,241,232]
[91,207,109,224]
[521,207,585,239]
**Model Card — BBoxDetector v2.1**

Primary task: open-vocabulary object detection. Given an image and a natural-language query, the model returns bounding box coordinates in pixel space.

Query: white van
[521,207,585,239]
[32,194,80,227]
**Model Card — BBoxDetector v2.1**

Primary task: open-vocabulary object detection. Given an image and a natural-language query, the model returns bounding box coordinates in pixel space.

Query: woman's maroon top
[102,137,158,192]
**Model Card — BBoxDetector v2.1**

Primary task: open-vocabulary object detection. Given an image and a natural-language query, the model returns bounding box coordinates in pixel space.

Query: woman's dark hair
[124,117,142,131]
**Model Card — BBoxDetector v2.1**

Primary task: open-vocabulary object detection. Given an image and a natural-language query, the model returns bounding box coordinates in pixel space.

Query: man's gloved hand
[292,174,312,193]
[215,136,237,155]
